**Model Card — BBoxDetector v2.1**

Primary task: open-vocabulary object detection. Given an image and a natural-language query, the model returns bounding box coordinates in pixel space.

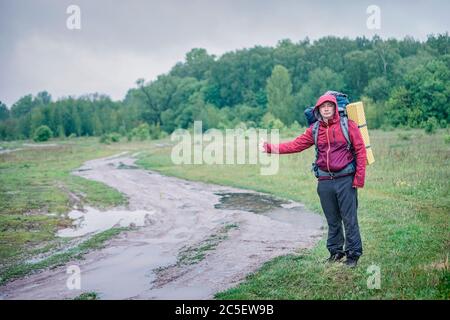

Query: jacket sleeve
[348,120,367,188]
[264,126,314,154]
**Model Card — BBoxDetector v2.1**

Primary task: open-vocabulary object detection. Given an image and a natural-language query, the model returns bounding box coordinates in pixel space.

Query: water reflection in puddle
[57,207,154,237]
[214,192,289,213]
[215,192,320,226]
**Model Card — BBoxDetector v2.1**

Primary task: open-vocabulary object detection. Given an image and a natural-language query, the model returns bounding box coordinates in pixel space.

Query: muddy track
[0,153,324,299]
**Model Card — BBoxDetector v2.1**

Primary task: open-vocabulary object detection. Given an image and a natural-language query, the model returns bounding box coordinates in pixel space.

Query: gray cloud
[1,0,449,106]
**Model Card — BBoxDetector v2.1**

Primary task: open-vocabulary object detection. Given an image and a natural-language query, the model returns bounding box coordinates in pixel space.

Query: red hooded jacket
[264,94,367,188]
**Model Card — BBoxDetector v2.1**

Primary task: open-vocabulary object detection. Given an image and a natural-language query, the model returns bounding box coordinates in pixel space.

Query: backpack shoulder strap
[312,121,320,161]
[312,121,320,145]
[340,117,352,150]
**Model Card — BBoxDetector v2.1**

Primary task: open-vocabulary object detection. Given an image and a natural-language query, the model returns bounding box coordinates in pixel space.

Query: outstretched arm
[263,126,314,154]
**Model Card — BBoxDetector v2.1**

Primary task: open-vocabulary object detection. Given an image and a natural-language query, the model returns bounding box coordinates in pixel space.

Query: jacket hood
[313,94,340,124]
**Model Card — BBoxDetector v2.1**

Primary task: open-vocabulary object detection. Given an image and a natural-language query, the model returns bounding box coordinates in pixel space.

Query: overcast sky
[1,0,449,107]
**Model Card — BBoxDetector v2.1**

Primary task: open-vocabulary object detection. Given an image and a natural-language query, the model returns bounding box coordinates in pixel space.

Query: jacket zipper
[325,123,332,174]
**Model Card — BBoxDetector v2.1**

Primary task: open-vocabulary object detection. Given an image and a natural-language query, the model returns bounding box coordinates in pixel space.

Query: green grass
[0,227,128,285]
[136,128,450,299]
[73,291,100,300]
[178,223,239,265]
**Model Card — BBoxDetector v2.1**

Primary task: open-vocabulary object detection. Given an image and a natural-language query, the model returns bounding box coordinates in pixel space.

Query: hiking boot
[344,257,358,268]
[326,252,345,263]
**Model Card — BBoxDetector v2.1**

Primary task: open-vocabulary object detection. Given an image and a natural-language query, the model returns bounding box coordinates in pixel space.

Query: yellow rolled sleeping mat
[346,101,375,165]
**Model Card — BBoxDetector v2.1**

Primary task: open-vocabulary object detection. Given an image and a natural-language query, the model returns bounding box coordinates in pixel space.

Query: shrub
[149,123,163,139]
[261,112,285,130]
[99,134,111,144]
[99,133,121,144]
[444,135,450,144]
[110,132,121,142]
[33,125,53,142]
[159,131,168,139]
[424,117,438,135]
[131,123,150,141]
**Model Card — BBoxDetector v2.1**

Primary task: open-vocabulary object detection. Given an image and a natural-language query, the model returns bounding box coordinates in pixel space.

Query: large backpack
[305,91,356,178]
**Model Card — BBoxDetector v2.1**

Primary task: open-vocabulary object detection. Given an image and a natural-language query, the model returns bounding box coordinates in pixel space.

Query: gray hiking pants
[317,174,363,259]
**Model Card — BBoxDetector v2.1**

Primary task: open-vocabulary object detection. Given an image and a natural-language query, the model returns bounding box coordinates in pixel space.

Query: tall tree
[10,95,35,118]
[298,67,345,106]
[36,91,52,105]
[343,50,371,99]
[135,78,160,124]
[171,48,216,80]
[266,65,295,125]
[0,101,9,121]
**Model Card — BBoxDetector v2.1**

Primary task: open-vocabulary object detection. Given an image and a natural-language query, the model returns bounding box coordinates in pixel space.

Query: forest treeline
[0,34,449,141]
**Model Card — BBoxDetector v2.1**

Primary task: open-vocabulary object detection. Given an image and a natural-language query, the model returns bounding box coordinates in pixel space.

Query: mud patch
[214,192,289,213]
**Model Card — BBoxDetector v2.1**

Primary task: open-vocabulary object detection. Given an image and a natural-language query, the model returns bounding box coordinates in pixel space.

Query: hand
[259,138,266,153]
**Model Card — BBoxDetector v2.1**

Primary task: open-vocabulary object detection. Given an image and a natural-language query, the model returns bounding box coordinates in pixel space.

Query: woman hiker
[261,93,367,268]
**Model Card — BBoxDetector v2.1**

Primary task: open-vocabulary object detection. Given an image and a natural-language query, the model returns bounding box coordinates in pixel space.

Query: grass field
[0,129,449,299]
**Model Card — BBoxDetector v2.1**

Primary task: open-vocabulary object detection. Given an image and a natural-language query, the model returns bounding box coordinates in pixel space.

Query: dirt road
[0,153,324,299]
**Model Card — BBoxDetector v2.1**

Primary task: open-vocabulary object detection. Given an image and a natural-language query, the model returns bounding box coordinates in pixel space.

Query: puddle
[214,192,289,213]
[215,192,319,226]
[146,285,212,300]
[57,207,154,237]
[77,245,176,300]
[262,207,324,227]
